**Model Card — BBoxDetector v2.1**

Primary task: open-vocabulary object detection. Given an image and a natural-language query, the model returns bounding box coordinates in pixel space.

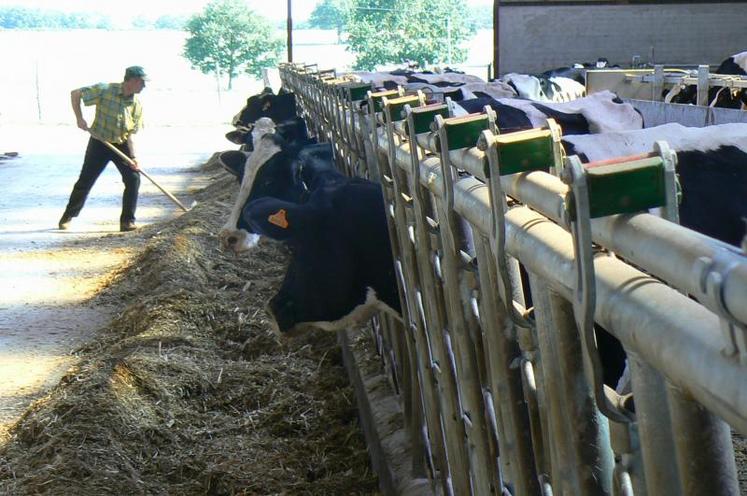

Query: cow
[562,122,747,246]
[225,115,314,151]
[240,174,401,336]
[452,89,643,135]
[538,58,617,85]
[456,81,518,100]
[231,88,298,128]
[218,132,335,253]
[349,70,486,92]
[500,72,586,103]
[666,51,747,109]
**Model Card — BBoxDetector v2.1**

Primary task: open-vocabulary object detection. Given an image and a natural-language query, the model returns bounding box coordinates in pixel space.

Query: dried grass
[0,171,379,495]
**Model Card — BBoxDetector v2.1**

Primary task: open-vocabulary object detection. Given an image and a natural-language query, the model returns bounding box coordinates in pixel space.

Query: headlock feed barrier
[277,63,747,496]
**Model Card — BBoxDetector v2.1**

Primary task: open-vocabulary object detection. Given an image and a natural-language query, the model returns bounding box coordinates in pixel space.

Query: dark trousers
[62,137,140,223]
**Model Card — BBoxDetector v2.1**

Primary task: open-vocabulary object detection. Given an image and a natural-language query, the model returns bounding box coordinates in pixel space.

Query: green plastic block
[386,95,422,122]
[346,84,371,101]
[586,157,666,218]
[408,105,449,135]
[371,90,400,112]
[443,115,489,151]
[490,130,554,176]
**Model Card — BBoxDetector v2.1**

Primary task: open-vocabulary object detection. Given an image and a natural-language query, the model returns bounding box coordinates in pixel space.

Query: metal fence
[278,63,747,496]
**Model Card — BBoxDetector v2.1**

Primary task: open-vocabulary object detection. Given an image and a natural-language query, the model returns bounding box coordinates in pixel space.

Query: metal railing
[279,62,747,496]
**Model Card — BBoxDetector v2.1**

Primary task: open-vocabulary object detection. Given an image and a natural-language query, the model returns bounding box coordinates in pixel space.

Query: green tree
[346,0,473,70]
[183,0,282,89]
[154,14,188,30]
[0,7,111,29]
[309,0,351,43]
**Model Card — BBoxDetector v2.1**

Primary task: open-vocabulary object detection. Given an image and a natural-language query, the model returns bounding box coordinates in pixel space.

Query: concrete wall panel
[498,3,747,74]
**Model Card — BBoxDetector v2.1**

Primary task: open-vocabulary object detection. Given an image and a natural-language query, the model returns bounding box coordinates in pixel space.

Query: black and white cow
[453,89,643,135]
[241,175,400,336]
[350,70,485,92]
[667,51,747,109]
[538,58,617,85]
[218,131,334,252]
[231,88,298,128]
[500,72,586,103]
[226,115,314,151]
[562,122,747,246]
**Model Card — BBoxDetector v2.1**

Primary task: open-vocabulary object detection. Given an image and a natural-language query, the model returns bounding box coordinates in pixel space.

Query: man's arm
[70,89,88,131]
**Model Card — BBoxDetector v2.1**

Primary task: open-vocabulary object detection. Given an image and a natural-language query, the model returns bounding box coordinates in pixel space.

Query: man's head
[123,65,147,95]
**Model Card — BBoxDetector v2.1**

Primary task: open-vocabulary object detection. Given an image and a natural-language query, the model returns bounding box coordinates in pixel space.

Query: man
[58,65,147,232]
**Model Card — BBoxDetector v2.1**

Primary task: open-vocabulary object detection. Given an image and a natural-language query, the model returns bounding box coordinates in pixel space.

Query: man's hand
[76,117,89,131]
[129,158,141,172]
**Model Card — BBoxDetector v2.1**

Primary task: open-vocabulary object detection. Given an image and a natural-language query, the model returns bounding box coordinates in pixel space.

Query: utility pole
[287,0,293,62]
[447,17,452,66]
[493,0,500,78]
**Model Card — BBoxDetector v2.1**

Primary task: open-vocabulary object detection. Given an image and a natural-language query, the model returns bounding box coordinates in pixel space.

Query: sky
[0,0,491,23]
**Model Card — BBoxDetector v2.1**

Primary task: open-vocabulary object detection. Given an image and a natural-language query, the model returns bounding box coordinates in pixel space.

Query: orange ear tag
[268,209,289,228]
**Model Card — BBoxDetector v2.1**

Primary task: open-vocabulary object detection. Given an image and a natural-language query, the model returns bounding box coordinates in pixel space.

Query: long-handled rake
[91,133,192,212]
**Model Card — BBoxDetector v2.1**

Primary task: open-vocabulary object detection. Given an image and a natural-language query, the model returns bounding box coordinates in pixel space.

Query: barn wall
[498,3,747,74]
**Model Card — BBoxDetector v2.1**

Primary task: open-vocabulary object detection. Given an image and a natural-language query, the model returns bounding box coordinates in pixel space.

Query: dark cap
[124,65,149,81]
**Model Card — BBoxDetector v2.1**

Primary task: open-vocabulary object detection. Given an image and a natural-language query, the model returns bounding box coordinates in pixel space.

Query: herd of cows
[214,56,747,342]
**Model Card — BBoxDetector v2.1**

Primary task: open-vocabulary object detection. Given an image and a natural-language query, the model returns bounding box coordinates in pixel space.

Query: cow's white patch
[279,287,402,336]
[217,228,260,254]
[547,76,586,102]
[502,73,544,101]
[732,51,747,73]
[513,90,642,133]
[409,72,484,85]
[563,122,747,162]
[220,131,281,253]
[251,117,276,148]
[458,81,517,100]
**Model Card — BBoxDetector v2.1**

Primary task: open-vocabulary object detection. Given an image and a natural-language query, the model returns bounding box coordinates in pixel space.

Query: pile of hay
[0,172,379,494]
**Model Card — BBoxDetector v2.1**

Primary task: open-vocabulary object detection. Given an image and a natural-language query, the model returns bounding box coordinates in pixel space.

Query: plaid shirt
[81,82,143,144]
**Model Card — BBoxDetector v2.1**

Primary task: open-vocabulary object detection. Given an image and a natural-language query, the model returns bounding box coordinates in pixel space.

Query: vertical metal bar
[628,352,679,496]
[667,384,740,496]
[435,117,500,494]
[382,100,445,483]
[405,111,472,495]
[696,64,710,107]
[530,275,614,495]
[473,235,539,495]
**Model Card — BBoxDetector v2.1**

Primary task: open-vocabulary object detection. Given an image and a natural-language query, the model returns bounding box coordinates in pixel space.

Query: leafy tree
[466,5,492,30]
[183,0,283,89]
[346,0,473,70]
[132,15,153,29]
[309,0,351,43]
[0,7,112,29]
[154,14,188,30]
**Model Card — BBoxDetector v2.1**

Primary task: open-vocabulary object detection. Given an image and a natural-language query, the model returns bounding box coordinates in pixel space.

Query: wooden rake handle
[91,133,190,212]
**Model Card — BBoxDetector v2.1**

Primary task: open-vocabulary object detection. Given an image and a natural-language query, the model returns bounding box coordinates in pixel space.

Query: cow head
[242,184,401,337]
[218,132,284,253]
[232,91,297,128]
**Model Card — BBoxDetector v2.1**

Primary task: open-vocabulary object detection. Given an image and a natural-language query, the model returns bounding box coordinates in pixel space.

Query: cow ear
[243,197,319,241]
[225,129,248,145]
[219,150,249,181]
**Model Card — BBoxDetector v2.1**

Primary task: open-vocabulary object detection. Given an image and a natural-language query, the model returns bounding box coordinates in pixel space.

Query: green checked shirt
[81,82,143,144]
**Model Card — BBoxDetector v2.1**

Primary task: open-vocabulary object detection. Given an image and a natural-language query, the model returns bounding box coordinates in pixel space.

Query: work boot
[58,214,72,230]
[120,221,137,232]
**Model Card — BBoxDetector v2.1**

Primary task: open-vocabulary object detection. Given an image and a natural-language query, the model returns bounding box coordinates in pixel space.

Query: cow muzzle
[218,228,259,254]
